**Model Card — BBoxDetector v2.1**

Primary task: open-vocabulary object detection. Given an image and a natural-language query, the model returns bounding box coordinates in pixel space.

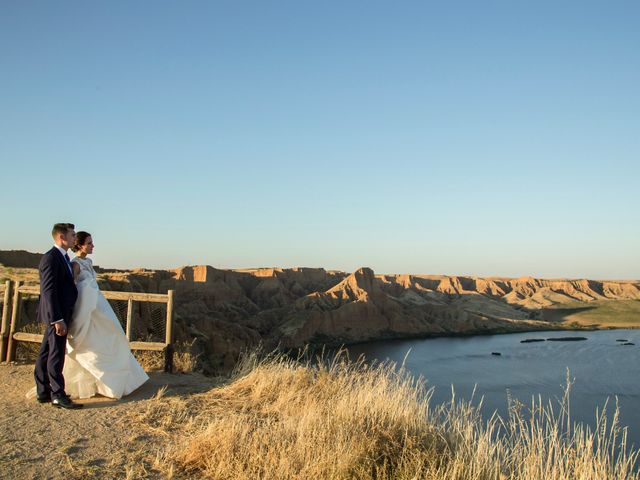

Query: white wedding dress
[60,256,149,399]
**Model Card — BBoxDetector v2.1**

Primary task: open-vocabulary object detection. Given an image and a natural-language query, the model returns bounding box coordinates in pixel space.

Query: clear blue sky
[1,1,638,278]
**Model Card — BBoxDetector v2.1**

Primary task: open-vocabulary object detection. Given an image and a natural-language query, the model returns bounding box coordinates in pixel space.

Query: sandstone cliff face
[275,269,547,348]
[1,251,639,374]
[149,265,639,371]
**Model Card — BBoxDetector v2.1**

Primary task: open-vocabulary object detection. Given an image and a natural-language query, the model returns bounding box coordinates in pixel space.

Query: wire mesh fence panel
[106,299,128,332]
[17,294,45,335]
[105,298,168,342]
[13,294,45,362]
[16,337,41,362]
[136,301,167,343]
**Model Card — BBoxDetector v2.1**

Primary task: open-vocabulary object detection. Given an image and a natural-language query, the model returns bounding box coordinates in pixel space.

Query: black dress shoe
[52,396,83,409]
[37,395,51,403]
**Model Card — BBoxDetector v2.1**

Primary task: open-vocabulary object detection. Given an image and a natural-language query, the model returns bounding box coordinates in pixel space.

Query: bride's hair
[71,231,92,253]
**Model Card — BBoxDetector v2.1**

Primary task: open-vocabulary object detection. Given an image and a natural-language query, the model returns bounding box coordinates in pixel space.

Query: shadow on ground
[8,361,223,410]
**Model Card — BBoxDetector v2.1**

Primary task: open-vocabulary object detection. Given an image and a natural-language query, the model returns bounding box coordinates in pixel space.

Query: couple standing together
[30,223,148,409]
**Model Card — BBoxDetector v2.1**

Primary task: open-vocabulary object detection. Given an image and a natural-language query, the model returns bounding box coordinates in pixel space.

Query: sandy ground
[0,363,219,479]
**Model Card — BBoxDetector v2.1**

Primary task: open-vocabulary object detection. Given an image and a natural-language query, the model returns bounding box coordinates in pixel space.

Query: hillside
[1,250,639,374]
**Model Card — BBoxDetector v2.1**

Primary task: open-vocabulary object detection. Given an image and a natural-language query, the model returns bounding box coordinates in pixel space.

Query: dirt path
[0,363,220,479]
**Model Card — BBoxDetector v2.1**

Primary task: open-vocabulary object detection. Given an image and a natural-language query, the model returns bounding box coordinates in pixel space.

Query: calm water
[345,329,640,448]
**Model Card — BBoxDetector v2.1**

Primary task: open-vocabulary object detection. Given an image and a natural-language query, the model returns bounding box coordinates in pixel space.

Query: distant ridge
[0,250,42,268]
[2,250,639,374]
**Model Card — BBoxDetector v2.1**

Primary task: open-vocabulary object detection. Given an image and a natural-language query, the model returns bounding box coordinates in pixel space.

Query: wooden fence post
[0,280,12,362]
[125,298,133,340]
[164,289,174,373]
[6,281,21,362]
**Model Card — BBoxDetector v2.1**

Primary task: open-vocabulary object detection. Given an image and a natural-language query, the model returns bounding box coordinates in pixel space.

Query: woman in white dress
[62,231,149,399]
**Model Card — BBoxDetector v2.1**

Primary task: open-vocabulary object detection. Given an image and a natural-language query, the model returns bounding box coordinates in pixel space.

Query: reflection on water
[344,329,640,448]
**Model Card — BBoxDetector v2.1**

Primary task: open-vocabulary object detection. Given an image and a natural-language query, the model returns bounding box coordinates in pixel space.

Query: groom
[34,223,82,409]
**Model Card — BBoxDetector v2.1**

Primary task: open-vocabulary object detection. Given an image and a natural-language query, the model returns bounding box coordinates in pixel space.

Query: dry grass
[131,351,639,480]
[134,340,200,373]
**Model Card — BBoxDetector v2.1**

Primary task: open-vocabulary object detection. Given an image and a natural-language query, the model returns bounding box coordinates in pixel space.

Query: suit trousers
[34,326,68,399]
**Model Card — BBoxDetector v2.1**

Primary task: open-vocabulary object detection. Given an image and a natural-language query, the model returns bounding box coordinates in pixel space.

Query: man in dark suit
[34,223,82,409]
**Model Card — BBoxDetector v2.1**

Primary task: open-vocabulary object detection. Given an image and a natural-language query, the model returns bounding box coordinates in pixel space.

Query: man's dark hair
[51,223,75,238]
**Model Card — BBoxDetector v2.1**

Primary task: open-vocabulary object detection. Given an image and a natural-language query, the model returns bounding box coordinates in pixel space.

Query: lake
[344,329,640,448]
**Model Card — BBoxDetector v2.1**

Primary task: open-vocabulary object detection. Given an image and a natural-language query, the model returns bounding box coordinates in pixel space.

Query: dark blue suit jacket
[37,247,78,326]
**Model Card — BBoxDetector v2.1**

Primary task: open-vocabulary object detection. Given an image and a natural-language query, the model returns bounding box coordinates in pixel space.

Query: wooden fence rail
[4,281,174,372]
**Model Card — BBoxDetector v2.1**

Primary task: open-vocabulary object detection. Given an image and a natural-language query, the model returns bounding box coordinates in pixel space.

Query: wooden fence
[3,281,175,372]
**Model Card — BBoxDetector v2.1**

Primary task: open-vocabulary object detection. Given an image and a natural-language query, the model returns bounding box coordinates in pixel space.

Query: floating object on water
[521,339,545,343]
[546,337,588,342]
[491,352,502,356]
[616,339,628,342]
[619,342,635,346]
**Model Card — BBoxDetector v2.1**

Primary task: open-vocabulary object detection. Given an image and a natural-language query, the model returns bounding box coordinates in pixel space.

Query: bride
[62,231,149,399]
